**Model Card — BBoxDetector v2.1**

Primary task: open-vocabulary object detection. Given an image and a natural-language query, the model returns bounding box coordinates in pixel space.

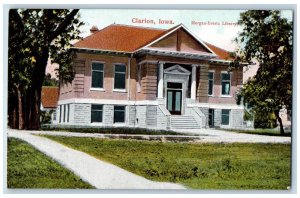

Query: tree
[8,9,83,129]
[231,10,293,134]
[43,73,59,86]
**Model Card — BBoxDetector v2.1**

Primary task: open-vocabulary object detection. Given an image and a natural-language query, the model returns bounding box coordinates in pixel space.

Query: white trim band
[58,98,159,106]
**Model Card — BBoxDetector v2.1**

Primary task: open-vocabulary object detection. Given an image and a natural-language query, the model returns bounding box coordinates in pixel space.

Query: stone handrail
[191,106,206,128]
[158,105,171,129]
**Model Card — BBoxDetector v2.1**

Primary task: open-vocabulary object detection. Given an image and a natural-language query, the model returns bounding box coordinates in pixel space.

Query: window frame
[91,104,103,123]
[221,109,230,126]
[113,105,126,124]
[90,61,105,91]
[113,63,126,92]
[221,71,231,97]
[208,71,214,96]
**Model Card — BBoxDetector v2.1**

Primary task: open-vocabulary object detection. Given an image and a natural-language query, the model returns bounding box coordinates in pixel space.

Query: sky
[78,9,293,51]
[79,9,244,51]
[47,9,293,78]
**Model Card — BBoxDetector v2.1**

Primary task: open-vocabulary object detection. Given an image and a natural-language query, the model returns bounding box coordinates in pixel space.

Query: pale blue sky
[78,9,293,51]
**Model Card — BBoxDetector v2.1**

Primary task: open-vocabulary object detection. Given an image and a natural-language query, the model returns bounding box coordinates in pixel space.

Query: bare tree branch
[48,9,79,42]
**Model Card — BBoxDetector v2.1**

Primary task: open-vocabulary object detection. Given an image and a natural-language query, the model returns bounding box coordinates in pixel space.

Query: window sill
[220,95,232,98]
[113,89,127,93]
[113,123,126,127]
[220,125,231,128]
[208,95,214,97]
[91,122,103,126]
[90,88,105,92]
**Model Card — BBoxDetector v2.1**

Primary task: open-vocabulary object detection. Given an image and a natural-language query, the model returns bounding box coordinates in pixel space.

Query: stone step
[170,115,200,129]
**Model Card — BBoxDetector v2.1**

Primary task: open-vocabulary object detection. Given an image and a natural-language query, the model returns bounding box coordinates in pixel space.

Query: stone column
[191,64,197,100]
[158,62,164,98]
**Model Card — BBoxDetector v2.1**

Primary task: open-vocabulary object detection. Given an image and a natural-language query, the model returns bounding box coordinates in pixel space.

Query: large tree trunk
[274,109,284,134]
[27,85,43,129]
[8,84,21,129]
[17,86,26,129]
[27,48,49,130]
[8,92,19,129]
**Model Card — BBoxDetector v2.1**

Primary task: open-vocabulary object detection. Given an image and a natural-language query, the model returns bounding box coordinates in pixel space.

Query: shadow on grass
[41,125,197,136]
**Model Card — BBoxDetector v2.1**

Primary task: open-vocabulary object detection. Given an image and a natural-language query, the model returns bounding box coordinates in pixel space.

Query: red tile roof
[41,87,59,108]
[74,24,232,60]
[74,24,167,53]
[205,42,233,60]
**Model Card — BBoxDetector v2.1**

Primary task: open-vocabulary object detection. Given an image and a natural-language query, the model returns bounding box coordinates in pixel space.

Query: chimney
[90,25,99,34]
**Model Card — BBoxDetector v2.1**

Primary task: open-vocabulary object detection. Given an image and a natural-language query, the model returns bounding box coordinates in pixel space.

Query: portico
[157,61,198,115]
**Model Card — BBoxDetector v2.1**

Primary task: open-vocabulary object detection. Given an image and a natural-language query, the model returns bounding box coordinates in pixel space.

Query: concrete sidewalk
[10,128,291,144]
[173,129,291,144]
[8,131,186,189]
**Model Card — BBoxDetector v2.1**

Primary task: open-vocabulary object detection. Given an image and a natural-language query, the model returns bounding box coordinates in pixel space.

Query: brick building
[54,24,245,129]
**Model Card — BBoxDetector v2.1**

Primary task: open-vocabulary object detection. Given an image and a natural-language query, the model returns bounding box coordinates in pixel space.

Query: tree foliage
[8,9,83,129]
[231,10,293,133]
[43,73,59,87]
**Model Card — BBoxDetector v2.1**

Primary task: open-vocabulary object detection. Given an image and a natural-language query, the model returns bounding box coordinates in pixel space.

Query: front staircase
[170,115,200,129]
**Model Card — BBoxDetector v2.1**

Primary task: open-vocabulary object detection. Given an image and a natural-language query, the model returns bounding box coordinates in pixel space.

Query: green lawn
[219,128,291,137]
[7,138,94,189]
[43,135,291,190]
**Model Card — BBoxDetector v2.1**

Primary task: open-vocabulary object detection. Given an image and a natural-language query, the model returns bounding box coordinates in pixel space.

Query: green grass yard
[7,138,94,189]
[43,135,291,189]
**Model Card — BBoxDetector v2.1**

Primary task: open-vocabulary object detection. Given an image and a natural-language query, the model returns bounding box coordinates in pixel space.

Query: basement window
[91,104,103,123]
[221,109,230,125]
[114,106,125,123]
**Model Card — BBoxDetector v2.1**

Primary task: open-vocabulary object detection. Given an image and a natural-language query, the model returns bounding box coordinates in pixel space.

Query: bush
[40,110,53,124]
[254,111,278,129]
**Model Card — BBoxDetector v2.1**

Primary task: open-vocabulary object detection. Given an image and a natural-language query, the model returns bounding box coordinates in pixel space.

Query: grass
[41,125,190,136]
[219,128,291,137]
[43,135,291,190]
[7,138,94,189]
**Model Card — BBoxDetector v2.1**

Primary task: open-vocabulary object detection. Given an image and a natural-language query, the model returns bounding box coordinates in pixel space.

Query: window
[221,73,231,95]
[53,110,57,121]
[208,72,214,95]
[67,104,70,122]
[221,109,230,125]
[63,105,66,122]
[114,106,125,123]
[114,64,126,90]
[59,105,62,123]
[91,62,104,88]
[137,64,141,93]
[91,105,103,123]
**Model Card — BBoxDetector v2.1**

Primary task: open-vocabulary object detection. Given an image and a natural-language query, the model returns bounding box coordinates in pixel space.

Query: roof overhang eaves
[209,59,232,65]
[71,47,133,55]
[209,59,251,66]
[136,48,217,60]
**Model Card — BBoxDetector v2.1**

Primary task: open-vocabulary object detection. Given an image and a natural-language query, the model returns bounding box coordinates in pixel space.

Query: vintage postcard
[5,8,293,192]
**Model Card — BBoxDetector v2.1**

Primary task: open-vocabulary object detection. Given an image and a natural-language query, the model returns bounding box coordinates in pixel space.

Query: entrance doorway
[167,82,182,115]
